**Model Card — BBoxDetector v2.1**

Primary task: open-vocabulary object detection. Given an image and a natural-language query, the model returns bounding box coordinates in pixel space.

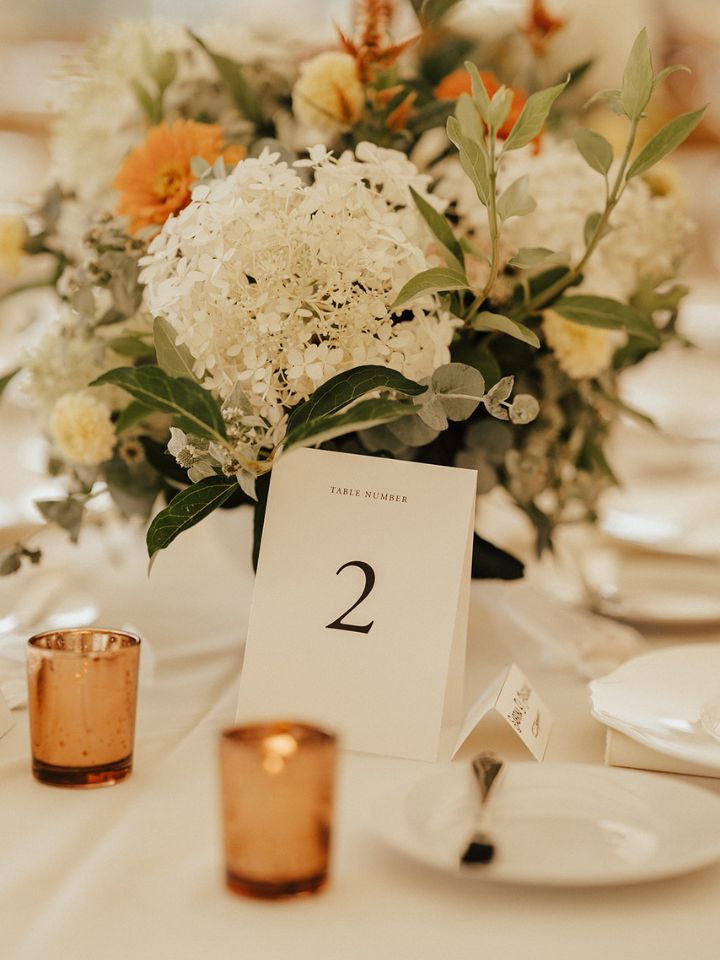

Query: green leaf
[409,187,464,271]
[153,316,198,380]
[584,211,603,246]
[92,366,227,442]
[653,64,691,90]
[285,398,413,450]
[497,175,536,221]
[464,61,492,123]
[447,116,490,205]
[564,59,594,89]
[146,475,238,562]
[584,88,624,116]
[36,497,86,544]
[508,247,567,269]
[131,80,160,125]
[488,86,513,132]
[0,367,20,397]
[502,78,568,151]
[574,128,614,176]
[414,0,464,25]
[621,29,653,120]
[392,265,469,309]
[471,535,524,580]
[552,295,660,343]
[115,401,155,434]
[107,335,155,360]
[626,107,706,179]
[428,362,486,421]
[286,365,426,439]
[451,342,500,385]
[386,414,440,447]
[189,31,263,124]
[473,311,540,348]
[455,93,485,145]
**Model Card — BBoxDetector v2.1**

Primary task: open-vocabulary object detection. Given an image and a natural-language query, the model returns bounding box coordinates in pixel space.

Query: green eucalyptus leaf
[387,413,440,447]
[285,398,412,450]
[621,29,653,120]
[508,247,567,269]
[626,107,706,179]
[286,365,426,438]
[574,128,614,176]
[584,211,603,246]
[502,78,568,151]
[508,394,540,424]
[91,366,227,442]
[146,474,238,561]
[552,294,660,343]
[496,175,537,221]
[416,396,449,430]
[153,316,198,380]
[409,187,464,270]
[392,265,469,309]
[472,311,540,348]
[429,361,486,421]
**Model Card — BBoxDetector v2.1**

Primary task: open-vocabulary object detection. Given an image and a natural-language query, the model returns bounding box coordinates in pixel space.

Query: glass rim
[221,721,336,747]
[27,627,141,654]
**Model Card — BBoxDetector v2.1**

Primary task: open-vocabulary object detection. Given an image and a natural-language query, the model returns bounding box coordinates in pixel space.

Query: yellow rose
[0,214,28,275]
[50,392,116,466]
[543,309,623,380]
[292,52,364,134]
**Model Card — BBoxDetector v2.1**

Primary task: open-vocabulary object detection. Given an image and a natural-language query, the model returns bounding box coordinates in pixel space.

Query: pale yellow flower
[50,392,116,466]
[0,215,27,275]
[292,52,364,134]
[543,309,622,380]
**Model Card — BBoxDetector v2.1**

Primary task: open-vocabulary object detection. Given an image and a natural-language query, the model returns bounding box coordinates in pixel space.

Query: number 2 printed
[326,561,376,634]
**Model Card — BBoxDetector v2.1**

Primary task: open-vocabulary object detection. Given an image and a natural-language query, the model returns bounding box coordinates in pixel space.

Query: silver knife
[459,753,503,866]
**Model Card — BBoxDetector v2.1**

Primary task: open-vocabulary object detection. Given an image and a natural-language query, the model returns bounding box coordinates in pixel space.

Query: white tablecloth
[3,363,720,960]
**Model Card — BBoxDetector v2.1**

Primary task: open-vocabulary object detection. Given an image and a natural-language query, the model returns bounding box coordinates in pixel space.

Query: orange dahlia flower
[434,69,532,143]
[114,119,245,234]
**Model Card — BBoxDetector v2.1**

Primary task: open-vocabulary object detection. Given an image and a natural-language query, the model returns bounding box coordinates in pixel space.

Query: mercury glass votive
[27,628,140,788]
[219,721,337,900]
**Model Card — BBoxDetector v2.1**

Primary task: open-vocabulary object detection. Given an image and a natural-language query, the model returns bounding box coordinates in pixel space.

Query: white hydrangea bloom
[141,144,457,452]
[435,138,693,302]
[49,391,116,466]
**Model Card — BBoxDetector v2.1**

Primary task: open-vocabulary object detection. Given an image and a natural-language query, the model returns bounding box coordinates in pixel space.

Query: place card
[237,447,477,761]
[0,689,14,740]
[452,663,553,762]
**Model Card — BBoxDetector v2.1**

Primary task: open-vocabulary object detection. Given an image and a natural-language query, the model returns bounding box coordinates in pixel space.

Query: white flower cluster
[141,143,457,453]
[436,137,693,302]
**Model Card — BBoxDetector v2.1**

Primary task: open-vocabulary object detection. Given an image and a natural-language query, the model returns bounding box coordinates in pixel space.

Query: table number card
[237,447,477,761]
[452,664,553,762]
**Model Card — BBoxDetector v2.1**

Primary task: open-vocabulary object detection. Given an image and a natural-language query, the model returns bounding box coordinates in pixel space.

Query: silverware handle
[471,753,503,804]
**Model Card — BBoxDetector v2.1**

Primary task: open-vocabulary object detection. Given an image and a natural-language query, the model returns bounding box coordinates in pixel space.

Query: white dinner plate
[593,557,720,627]
[370,763,720,886]
[590,644,720,771]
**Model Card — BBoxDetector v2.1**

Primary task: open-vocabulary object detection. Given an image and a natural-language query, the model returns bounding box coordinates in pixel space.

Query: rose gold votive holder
[27,628,140,788]
[219,721,337,900]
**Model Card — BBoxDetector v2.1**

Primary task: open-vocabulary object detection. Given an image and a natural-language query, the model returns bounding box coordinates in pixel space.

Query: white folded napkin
[605,728,720,779]
[476,581,646,680]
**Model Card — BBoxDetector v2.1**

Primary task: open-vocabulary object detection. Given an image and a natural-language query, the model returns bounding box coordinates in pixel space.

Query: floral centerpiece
[0,0,704,578]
